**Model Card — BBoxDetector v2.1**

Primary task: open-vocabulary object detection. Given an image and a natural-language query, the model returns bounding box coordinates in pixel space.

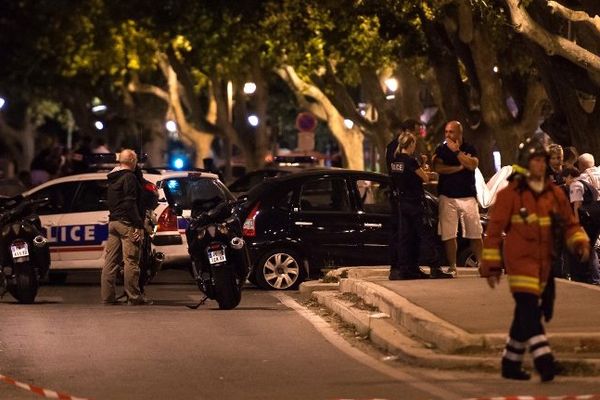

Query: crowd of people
[386,119,600,286]
[24,136,111,189]
[386,118,598,383]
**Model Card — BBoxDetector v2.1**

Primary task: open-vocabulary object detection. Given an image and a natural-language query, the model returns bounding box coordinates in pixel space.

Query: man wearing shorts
[432,120,483,276]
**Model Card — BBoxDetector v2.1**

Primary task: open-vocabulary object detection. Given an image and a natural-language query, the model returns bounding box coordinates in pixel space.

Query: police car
[22,170,233,273]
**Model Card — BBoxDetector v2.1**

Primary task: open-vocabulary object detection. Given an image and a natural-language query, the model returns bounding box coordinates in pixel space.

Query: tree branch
[0,113,20,142]
[127,73,170,103]
[548,1,600,35]
[166,47,203,125]
[275,65,328,120]
[505,0,600,86]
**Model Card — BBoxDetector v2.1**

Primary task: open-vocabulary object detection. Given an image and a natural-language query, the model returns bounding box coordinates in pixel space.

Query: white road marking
[273,292,461,400]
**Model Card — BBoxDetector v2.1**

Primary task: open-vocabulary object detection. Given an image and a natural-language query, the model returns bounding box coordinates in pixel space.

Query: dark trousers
[576,224,600,284]
[503,292,553,368]
[390,200,441,275]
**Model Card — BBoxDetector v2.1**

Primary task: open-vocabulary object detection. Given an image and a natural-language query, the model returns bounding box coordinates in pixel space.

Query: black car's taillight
[242,202,261,237]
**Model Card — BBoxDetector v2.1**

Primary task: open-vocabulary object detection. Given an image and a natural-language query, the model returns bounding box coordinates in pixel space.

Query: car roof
[22,170,211,197]
[262,168,387,183]
[242,168,388,201]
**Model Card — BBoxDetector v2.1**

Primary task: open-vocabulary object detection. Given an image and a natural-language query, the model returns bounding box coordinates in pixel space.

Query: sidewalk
[301,267,600,375]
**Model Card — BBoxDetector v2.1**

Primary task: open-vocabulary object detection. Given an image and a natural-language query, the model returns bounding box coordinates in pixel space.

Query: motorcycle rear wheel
[8,266,39,304]
[213,267,241,310]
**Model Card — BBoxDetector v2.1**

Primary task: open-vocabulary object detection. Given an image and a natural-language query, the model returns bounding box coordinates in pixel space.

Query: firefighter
[480,138,590,382]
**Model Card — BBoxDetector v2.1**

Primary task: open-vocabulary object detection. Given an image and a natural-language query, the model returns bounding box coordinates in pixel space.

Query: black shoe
[501,359,531,381]
[430,267,454,279]
[534,354,555,382]
[389,269,429,280]
[407,270,430,279]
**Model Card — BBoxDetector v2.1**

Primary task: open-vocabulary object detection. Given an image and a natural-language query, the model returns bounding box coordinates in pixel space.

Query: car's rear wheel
[255,249,304,290]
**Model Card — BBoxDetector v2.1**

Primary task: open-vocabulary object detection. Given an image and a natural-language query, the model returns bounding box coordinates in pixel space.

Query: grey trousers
[101,221,142,303]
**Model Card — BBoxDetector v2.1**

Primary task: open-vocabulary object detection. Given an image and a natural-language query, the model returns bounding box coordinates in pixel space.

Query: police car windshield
[162,178,232,209]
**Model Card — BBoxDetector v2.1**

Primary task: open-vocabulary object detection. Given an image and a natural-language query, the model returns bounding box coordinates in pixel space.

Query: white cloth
[475,166,513,208]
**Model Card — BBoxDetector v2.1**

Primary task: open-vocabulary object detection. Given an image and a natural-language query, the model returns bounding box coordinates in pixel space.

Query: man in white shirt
[569,153,600,285]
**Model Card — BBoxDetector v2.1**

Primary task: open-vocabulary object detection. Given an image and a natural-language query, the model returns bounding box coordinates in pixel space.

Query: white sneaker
[447,265,458,277]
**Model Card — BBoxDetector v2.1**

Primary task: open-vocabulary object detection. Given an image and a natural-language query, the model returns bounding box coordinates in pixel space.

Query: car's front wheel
[255,249,304,290]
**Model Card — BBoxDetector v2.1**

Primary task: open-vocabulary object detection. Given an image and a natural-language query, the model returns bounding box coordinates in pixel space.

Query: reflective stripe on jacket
[480,178,589,295]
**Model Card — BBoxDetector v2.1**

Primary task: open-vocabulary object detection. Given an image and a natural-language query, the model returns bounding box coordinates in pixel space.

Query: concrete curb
[298,281,339,296]
[312,288,600,375]
[340,278,489,353]
[312,290,498,371]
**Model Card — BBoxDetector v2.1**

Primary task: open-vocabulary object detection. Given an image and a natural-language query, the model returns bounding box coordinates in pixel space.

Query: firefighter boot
[534,353,555,382]
[501,359,531,380]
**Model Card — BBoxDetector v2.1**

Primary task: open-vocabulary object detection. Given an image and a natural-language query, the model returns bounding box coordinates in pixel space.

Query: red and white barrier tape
[465,395,600,400]
[0,373,91,400]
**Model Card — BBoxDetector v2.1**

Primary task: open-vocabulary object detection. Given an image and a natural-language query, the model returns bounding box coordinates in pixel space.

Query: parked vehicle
[235,168,476,290]
[0,195,50,303]
[21,170,232,279]
[227,156,323,198]
[227,166,302,198]
[185,196,249,310]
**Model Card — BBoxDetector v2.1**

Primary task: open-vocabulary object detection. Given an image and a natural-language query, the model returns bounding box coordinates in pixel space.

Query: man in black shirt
[101,149,151,305]
[432,120,483,276]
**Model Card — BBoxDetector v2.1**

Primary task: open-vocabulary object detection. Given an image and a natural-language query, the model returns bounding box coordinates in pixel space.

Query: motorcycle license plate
[11,243,29,258]
[208,249,226,264]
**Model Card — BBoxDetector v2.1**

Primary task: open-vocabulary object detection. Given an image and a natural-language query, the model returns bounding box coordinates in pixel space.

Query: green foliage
[28,100,76,132]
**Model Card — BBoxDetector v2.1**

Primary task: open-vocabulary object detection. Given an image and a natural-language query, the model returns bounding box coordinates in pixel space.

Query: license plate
[208,249,226,264]
[11,243,29,258]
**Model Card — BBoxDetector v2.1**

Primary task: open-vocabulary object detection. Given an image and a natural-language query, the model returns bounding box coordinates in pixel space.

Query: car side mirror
[173,204,183,216]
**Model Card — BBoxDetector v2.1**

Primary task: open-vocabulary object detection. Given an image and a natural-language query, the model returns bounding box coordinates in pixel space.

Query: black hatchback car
[236,169,473,290]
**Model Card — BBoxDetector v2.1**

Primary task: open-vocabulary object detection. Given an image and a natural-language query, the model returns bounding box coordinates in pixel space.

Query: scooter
[185,200,249,310]
[0,196,50,304]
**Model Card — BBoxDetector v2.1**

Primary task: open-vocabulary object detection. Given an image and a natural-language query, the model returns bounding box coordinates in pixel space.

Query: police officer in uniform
[388,132,453,280]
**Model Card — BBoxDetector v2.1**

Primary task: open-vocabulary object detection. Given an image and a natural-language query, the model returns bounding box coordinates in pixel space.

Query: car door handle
[295,221,313,226]
[363,223,382,228]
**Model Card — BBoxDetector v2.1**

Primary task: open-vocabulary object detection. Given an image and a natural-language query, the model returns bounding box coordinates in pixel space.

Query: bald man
[432,121,483,276]
[101,149,151,305]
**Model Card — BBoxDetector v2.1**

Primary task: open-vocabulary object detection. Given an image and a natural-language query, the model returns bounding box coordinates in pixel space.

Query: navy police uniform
[388,151,448,279]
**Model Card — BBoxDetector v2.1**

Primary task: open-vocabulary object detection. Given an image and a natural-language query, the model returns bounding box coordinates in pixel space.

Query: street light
[94,121,104,130]
[166,120,177,133]
[0,97,5,110]
[344,119,354,129]
[385,77,398,100]
[243,82,256,95]
[248,114,259,127]
[385,78,398,92]
[91,104,107,114]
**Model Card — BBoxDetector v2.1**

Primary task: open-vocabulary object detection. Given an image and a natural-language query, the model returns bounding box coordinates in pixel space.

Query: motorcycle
[185,199,249,310]
[0,195,50,304]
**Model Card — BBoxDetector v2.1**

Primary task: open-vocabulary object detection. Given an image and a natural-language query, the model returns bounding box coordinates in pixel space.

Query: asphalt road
[1,269,599,400]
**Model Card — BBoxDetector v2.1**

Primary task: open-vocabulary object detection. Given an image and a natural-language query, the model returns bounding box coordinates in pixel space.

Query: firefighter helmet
[516,137,549,168]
